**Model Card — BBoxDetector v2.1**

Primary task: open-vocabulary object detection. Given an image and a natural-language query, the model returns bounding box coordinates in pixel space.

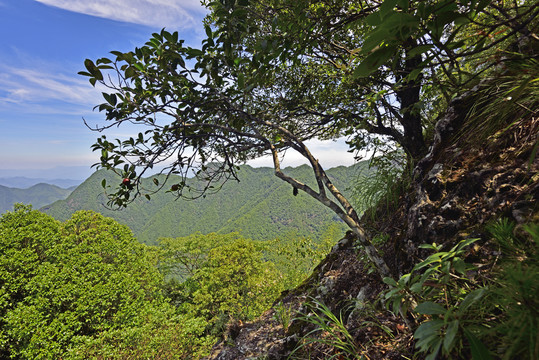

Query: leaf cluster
[383,238,490,359]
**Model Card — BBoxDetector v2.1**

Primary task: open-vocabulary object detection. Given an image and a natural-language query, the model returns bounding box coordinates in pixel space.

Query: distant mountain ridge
[42,164,368,244]
[0,177,81,189]
[0,166,95,181]
[0,183,73,214]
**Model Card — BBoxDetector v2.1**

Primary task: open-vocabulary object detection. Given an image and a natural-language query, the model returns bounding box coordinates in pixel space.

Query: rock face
[393,108,539,274]
[205,81,539,359]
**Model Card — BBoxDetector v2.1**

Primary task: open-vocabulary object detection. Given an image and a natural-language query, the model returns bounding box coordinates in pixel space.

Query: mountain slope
[0,183,73,214]
[43,163,368,244]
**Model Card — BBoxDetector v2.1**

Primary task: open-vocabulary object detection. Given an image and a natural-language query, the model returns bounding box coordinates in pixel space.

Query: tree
[158,232,245,279]
[0,206,212,359]
[80,0,538,278]
[184,238,282,333]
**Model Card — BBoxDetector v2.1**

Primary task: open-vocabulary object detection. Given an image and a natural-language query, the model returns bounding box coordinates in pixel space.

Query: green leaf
[454,16,471,26]
[365,12,382,26]
[410,282,423,293]
[205,25,212,38]
[425,340,442,360]
[237,72,245,89]
[415,319,444,344]
[84,59,103,81]
[400,273,411,285]
[354,45,395,78]
[96,57,112,65]
[125,66,137,79]
[463,328,493,360]
[407,67,423,82]
[383,277,398,287]
[392,297,401,314]
[415,301,446,315]
[419,243,439,250]
[384,288,400,299]
[382,11,418,30]
[414,254,442,271]
[459,288,486,313]
[443,320,459,352]
[380,0,399,18]
[452,257,466,275]
[457,238,479,251]
[361,28,391,54]
[397,0,409,11]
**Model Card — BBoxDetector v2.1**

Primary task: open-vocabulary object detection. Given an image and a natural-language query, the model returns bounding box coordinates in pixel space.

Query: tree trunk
[397,41,427,161]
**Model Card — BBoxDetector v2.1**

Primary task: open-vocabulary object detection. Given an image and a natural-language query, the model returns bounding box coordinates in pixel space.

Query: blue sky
[0,0,355,180]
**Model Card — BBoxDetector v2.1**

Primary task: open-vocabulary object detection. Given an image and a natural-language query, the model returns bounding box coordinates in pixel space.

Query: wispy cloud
[34,0,206,29]
[0,63,103,114]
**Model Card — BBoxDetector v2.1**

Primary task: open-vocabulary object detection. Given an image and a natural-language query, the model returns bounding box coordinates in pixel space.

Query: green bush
[383,238,491,360]
[384,219,539,360]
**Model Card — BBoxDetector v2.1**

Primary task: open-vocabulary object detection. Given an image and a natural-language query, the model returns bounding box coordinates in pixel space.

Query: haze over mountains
[0,177,81,189]
[0,166,95,183]
[0,167,86,213]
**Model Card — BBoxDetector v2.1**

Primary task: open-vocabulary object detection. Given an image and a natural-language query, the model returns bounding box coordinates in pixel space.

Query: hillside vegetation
[43,164,367,244]
[0,183,72,214]
[0,205,334,359]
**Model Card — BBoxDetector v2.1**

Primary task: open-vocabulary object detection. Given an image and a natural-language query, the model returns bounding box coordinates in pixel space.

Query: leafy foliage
[79,0,538,279]
[264,225,340,289]
[383,238,491,359]
[273,301,293,333]
[483,221,539,360]
[382,218,539,360]
[159,233,283,336]
[0,205,212,359]
[290,298,360,360]
[351,147,410,222]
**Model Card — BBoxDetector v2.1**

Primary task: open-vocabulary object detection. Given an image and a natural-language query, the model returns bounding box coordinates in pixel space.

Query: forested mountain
[0,183,73,213]
[42,163,368,244]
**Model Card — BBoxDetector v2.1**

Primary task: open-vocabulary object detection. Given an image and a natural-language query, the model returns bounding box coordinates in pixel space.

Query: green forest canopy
[1,205,314,358]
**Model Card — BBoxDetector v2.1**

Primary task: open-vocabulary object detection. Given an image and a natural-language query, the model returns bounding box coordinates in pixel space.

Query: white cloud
[34,0,206,29]
[0,63,104,114]
[247,139,358,169]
